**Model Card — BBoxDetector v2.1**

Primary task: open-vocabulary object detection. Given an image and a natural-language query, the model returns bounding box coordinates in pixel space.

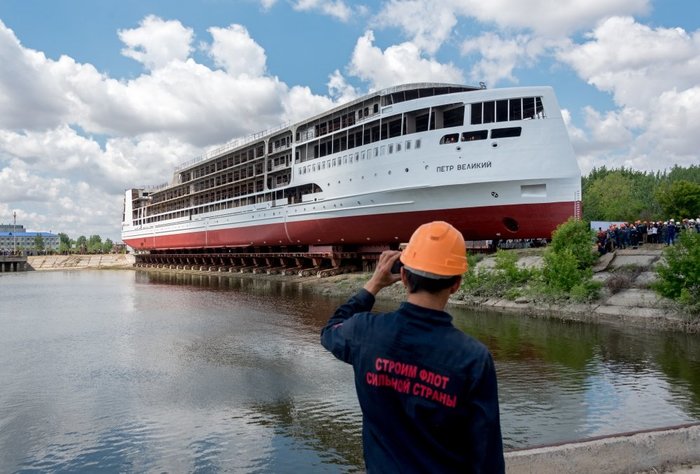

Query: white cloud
[207,24,267,77]
[292,0,356,22]
[453,0,649,36]
[118,15,194,71]
[376,0,649,51]
[0,22,72,130]
[0,15,341,240]
[327,70,359,103]
[281,85,335,124]
[461,33,552,86]
[558,16,700,172]
[373,0,458,55]
[557,17,700,107]
[348,31,464,90]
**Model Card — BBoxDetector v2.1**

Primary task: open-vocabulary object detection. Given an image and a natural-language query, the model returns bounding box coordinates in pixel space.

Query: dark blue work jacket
[321,289,504,473]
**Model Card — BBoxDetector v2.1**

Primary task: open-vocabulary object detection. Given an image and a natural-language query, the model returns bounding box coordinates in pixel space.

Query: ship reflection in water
[1,270,699,472]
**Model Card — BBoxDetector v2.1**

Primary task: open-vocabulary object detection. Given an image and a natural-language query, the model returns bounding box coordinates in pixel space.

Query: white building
[0,224,60,253]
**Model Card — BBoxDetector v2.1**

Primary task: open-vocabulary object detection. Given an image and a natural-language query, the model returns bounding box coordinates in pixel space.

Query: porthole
[503,217,519,233]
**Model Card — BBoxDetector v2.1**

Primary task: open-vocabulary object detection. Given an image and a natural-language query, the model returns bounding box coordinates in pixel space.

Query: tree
[583,172,645,222]
[653,231,700,315]
[58,232,71,254]
[655,180,700,219]
[87,235,103,253]
[102,238,114,254]
[76,235,87,253]
[34,235,45,253]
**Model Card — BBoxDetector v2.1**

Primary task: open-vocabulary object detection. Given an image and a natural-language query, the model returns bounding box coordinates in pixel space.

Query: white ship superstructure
[122,83,581,251]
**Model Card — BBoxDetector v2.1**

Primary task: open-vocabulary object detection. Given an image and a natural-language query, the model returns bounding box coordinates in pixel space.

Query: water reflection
[1,270,699,472]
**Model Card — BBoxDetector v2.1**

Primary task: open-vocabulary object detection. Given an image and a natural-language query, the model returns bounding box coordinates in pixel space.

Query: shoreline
[25,250,700,334]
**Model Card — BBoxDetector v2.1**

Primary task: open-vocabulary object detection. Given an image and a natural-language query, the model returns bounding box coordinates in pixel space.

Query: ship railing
[175,121,292,172]
[143,182,169,191]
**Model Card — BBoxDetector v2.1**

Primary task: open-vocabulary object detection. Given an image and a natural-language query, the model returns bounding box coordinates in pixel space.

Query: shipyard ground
[24,249,700,472]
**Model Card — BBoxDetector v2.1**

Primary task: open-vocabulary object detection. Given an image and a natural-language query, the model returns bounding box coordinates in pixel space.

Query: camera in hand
[390,259,404,274]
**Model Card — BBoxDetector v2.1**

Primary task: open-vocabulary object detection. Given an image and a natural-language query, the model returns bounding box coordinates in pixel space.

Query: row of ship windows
[298,139,422,175]
[440,126,522,144]
[471,97,544,125]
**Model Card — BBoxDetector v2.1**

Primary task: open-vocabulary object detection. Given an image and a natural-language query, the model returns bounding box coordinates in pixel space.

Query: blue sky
[0,0,698,240]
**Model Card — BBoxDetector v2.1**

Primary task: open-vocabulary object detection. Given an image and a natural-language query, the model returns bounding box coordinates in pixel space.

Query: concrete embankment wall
[505,423,700,473]
[27,254,135,270]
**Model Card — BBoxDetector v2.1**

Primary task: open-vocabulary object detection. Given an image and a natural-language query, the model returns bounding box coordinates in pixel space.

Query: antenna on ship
[479,82,487,89]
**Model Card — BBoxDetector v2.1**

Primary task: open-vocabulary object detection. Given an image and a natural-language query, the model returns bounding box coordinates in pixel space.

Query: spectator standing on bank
[667,220,676,245]
[320,221,504,473]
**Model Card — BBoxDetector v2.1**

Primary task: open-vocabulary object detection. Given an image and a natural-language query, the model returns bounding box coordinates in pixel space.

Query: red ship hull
[124,201,577,251]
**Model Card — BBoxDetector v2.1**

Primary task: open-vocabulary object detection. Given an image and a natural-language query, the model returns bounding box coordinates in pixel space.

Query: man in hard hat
[321,221,504,473]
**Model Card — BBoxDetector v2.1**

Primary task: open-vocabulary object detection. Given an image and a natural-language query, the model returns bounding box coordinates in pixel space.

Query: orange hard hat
[400,221,468,278]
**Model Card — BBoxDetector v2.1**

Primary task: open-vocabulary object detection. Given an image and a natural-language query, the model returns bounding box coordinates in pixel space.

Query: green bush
[543,247,587,292]
[493,249,532,284]
[548,217,598,269]
[653,231,700,314]
[461,219,600,303]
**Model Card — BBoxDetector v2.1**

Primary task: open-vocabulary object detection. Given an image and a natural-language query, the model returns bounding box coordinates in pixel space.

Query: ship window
[415,113,429,132]
[333,158,336,166]
[491,127,522,138]
[406,140,411,150]
[355,152,359,162]
[523,97,536,119]
[483,101,495,123]
[471,103,482,125]
[509,99,522,120]
[440,133,459,144]
[443,105,465,128]
[496,100,508,122]
[536,97,544,118]
[462,130,488,141]
[380,145,386,155]
[361,151,365,160]
[373,147,378,157]
[415,139,421,149]
[397,142,402,152]
[388,144,393,154]
[373,104,379,113]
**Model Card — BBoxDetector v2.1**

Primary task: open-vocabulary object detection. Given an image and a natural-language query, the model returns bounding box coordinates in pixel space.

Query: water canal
[1,270,699,472]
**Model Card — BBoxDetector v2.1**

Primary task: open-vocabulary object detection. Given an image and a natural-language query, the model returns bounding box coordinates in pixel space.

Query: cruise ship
[122,83,581,252]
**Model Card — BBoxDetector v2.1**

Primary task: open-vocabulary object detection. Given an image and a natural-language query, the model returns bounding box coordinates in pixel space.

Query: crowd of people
[596,218,700,255]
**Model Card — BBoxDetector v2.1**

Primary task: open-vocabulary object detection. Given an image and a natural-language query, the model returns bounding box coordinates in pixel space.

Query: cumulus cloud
[0,22,72,130]
[348,31,464,90]
[292,0,356,22]
[460,33,552,86]
[0,16,337,239]
[557,17,700,107]
[373,0,458,55]
[207,24,267,77]
[558,16,700,172]
[376,0,649,51]
[118,15,194,70]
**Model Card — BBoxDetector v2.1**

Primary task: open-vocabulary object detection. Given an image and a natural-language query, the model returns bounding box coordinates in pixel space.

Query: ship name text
[436,161,492,173]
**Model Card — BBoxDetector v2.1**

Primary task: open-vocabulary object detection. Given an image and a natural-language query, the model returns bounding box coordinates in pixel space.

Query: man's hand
[364,250,402,296]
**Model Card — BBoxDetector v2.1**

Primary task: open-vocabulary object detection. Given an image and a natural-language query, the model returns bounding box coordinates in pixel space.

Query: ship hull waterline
[124,201,576,251]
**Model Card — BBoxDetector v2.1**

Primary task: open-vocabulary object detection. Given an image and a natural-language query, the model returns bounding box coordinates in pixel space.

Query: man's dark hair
[405,269,460,294]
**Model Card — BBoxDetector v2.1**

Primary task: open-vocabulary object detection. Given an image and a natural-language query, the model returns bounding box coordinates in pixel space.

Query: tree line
[56,233,118,254]
[582,164,700,222]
